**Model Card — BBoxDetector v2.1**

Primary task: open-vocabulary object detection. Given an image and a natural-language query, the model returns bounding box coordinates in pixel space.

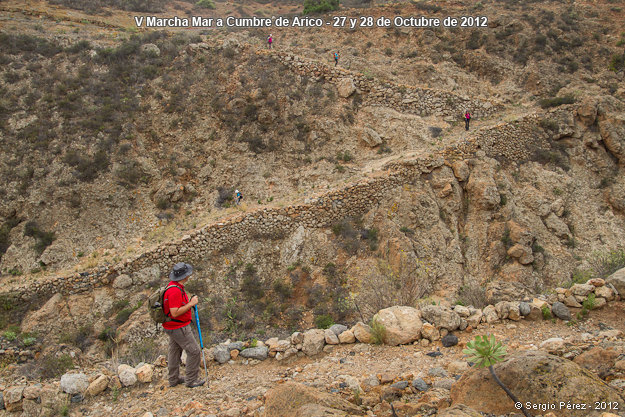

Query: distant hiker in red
[267,34,273,49]
[163,263,206,388]
[464,111,471,131]
[334,51,339,66]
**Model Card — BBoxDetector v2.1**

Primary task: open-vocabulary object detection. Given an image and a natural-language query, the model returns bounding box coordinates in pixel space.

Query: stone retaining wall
[4,157,441,303]
[264,50,500,119]
[2,102,582,305]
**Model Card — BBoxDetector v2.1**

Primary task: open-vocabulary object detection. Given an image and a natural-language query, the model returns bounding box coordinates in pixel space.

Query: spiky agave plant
[463,334,533,417]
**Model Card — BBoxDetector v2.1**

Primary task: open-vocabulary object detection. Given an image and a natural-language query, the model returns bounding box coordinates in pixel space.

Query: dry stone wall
[263,50,500,119]
[4,157,442,303]
[2,101,583,305]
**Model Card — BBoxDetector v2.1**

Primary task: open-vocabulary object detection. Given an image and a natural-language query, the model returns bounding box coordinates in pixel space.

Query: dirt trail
[80,302,625,417]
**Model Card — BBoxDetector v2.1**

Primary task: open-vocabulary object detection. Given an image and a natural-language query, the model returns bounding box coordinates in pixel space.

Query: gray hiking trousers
[164,324,201,385]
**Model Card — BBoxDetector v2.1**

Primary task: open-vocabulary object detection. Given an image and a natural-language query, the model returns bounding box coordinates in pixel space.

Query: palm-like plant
[463,334,533,417]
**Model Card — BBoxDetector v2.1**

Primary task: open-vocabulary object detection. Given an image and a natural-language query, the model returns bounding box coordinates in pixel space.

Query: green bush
[609,53,625,72]
[314,314,334,329]
[588,249,625,278]
[303,0,339,14]
[369,318,386,345]
[116,308,135,325]
[40,354,74,378]
[538,95,575,108]
[196,0,215,9]
[399,226,414,235]
[22,336,36,347]
[23,221,56,254]
[541,305,552,320]
[583,293,596,311]
[3,331,16,341]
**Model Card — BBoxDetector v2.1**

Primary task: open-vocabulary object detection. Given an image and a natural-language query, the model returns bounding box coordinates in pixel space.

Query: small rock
[302,329,326,356]
[428,367,448,378]
[412,378,430,392]
[136,364,154,383]
[290,332,304,345]
[447,361,469,375]
[441,334,458,347]
[390,381,409,390]
[540,338,564,353]
[338,330,356,344]
[324,329,339,345]
[329,324,348,336]
[564,295,582,308]
[362,375,380,388]
[551,302,571,321]
[351,322,373,344]
[434,378,455,390]
[23,384,42,400]
[113,274,132,289]
[421,323,440,341]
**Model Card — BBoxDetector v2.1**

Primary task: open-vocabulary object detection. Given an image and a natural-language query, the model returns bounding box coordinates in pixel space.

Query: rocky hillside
[0,0,624,414]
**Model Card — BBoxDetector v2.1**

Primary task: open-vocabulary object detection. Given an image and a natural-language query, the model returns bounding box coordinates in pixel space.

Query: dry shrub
[352,257,432,319]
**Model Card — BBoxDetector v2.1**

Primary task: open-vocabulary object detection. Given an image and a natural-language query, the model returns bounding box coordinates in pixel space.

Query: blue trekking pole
[193,306,209,383]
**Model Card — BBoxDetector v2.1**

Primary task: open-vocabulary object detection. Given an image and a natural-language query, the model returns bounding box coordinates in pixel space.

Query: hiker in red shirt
[163,262,205,388]
[464,111,471,131]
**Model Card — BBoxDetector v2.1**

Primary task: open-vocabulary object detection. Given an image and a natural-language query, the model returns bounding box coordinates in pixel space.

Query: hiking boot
[186,379,206,388]
[169,377,185,387]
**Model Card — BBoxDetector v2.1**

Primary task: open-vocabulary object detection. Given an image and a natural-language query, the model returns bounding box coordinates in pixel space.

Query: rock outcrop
[451,350,625,416]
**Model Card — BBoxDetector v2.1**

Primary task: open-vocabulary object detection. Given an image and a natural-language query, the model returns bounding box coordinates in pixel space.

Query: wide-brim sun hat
[169,262,193,281]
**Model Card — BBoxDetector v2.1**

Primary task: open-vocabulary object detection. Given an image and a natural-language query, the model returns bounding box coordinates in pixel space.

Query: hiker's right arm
[169,295,198,318]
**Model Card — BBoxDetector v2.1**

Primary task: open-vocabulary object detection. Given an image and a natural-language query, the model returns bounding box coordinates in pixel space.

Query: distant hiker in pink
[267,34,273,49]
[464,111,471,131]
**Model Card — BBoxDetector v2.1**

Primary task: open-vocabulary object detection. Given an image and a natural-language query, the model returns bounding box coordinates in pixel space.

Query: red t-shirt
[162,281,192,330]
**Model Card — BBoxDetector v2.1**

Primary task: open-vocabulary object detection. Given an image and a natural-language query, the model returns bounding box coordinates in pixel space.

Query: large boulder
[213,345,231,364]
[60,373,89,395]
[373,306,423,346]
[551,301,571,321]
[240,347,268,361]
[466,165,499,210]
[451,350,625,416]
[136,364,154,383]
[361,127,383,148]
[606,267,625,296]
[262,382,363,417]
[337,78,356,98]
[302,329,326,356]
[338,330,355,344]
[117,364,137,387]
[4,386,25,412]
[420,305,461,331]
[85,375,109,397]
[351,322,373,344]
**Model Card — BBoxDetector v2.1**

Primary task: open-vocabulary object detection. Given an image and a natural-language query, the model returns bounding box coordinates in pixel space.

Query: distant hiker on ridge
[464,110,471,131]
[235,189,243,205]
[267,34,273,49]
[162,263,206,388]
[334,51,339,66]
